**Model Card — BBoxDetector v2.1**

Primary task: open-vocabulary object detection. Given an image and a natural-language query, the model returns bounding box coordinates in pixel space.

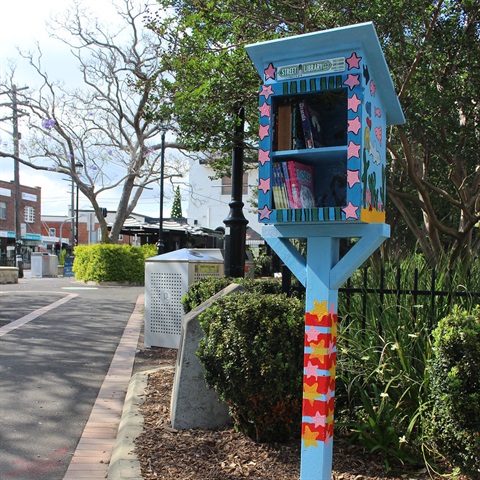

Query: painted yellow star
[328,363,336,379]
[303,382,320,406]
[310,300,328,318]
[309,339,328,362]
[331,316,338,338]
[302,425,319,448]
[326,408,334,426]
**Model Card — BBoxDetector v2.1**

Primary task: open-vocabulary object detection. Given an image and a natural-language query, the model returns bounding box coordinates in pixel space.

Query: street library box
[246,22,405,224]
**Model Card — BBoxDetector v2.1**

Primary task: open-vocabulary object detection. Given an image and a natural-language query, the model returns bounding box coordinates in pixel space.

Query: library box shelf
[246,22,405,225]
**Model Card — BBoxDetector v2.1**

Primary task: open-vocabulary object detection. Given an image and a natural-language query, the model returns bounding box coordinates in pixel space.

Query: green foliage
[336,255,480,470]
[58,249,67,266]
[148,0,480,262]
[427,307,480,478]
[73,243,155,284]
[181,276,282,313]
[170,186,183,218]
[336,312,432,469]
[197,292,304,442]
[253,251,272,277]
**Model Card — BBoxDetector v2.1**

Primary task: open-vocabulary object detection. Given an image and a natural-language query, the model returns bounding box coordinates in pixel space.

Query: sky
[0,0,172,218]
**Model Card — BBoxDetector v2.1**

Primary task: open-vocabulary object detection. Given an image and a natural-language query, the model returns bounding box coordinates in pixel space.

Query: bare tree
[0,0,183,243]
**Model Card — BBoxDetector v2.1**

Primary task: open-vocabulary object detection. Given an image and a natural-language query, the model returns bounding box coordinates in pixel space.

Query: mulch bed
[133,348,459,480]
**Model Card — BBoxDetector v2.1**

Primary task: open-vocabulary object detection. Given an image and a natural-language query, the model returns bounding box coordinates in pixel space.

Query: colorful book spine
[287,161,315,208]
[281,162,295,208]
[299,100,314,149]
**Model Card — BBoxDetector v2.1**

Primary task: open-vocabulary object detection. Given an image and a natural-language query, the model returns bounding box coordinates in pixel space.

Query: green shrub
[182,276,283,313]
[197,292,304,442]
[73,243,154,284]
[427,307,480,478]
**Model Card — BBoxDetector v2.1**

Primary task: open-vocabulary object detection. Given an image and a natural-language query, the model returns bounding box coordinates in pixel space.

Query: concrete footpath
[63,293,147,480]
[0,272,154,480]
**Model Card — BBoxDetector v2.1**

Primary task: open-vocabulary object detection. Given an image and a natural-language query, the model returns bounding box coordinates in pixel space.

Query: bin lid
[145,248,223,263]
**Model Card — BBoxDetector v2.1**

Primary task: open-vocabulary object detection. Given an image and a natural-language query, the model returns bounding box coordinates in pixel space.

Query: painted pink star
[342,201,359,219]
[259,84,274,100]
[259,102,270,117]
[327,341,336,356]
[312,412,327,428]
[348,93,361,112]
[324,428,332,447]
[258,205,272,220]
[264,62,277,80]
[306,326,320,342]
[347,140,361,159]
[304,361,319,379]
[258,149,270,166]
[346,52,362,70]
[259,124,270,140]
[348,116,361,134]
[344,74,360,90]
[325,386,334,401]
[347,169,360,188]
[258,177,270,194]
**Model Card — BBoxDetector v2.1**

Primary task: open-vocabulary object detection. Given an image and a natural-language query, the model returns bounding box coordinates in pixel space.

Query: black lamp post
[74,162,84,246]
[223,105,248,277]
[157,131,166,255]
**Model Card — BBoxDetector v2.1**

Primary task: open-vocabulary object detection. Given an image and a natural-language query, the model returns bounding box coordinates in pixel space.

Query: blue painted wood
[301,237,339,480]
[330,231,389,290]
[262,222,389,480]
[263,222,389,240]
[264,236,307,287]
[246,22,404,125]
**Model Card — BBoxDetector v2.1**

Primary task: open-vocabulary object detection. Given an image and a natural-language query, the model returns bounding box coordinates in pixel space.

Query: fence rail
[283,264,480,328]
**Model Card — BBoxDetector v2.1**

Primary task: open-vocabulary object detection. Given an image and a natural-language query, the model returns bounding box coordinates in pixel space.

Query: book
[271,163,287,209]
[281,162,295,208]
[298,100,314,149]
[286,161,315,208]
[276,104,292,151]
[291,103,306,150]
[299,99,325,149]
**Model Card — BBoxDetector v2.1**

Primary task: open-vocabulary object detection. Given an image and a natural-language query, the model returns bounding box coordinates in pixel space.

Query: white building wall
[186,160,261,234]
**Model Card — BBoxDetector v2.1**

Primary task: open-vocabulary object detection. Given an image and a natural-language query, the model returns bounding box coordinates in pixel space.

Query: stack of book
[271,161,316,209]
[274,100,324,151]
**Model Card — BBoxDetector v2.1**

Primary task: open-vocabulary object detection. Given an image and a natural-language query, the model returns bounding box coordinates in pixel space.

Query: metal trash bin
[144,248,224,349]
[46,254,59,276]
[31,252,47,277]
[31,252,59,277]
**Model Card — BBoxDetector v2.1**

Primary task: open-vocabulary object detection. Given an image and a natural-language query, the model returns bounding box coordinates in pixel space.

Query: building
[0,180,42,265]
[185,159,264,254]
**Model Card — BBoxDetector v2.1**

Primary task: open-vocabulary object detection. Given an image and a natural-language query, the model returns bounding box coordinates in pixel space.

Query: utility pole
[12,86,22,254]
[0,84,28,276]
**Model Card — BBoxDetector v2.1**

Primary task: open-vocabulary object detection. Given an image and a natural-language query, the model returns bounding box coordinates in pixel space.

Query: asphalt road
[0,275,144,480]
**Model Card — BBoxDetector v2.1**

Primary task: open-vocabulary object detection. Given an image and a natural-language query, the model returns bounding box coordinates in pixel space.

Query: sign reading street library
[276,57,345,80]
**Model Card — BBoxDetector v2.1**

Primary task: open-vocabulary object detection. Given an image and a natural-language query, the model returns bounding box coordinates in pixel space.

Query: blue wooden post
[263,223,389,480]
[246,22,404,479]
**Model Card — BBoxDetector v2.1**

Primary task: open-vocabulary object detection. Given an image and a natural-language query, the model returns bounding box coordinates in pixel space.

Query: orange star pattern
[302,425,320,448]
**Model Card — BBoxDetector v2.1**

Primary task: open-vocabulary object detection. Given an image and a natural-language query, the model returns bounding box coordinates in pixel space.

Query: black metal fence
[283,264,480,328]
[341,265,480,329]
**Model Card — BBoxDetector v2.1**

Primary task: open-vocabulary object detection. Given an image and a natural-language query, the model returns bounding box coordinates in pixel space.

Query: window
[0,201,6,220]
[24,206,35,223]
[49,228,56,237]
[221,173,248,196]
